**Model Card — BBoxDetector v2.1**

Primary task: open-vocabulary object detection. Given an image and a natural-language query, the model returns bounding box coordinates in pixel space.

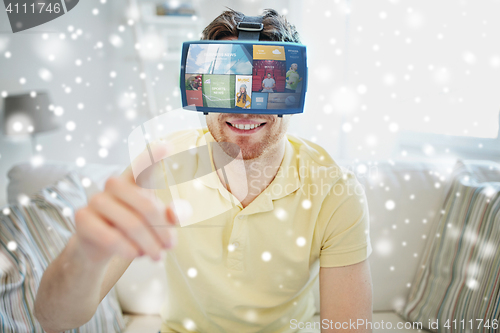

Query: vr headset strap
[237,15,264,40]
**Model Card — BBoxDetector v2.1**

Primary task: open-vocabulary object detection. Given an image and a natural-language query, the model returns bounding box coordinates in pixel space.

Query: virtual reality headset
[180,15,308,117]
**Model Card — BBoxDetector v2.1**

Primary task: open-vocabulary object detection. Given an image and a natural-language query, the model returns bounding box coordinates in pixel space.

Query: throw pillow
[0,171,127,333]
[399,160,500,332]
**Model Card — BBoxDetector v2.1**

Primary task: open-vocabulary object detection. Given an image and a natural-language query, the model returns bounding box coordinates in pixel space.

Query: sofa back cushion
[0,172,126,333]
[7,161,123,205]
[335,158,457,311]
[399,160,500,332]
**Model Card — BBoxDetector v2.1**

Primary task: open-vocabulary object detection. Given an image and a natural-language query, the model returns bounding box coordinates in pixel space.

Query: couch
[2,157,499,332]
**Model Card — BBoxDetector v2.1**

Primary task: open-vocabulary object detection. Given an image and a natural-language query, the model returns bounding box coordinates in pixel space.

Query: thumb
[167,200,193,226]
[166,205,179,225]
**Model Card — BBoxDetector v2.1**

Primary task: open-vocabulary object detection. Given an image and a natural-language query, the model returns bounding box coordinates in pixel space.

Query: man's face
[267,74,271,78]
[206,36,290,160]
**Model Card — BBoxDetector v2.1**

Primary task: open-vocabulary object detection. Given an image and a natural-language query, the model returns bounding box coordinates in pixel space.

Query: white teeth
[230,123,262,130]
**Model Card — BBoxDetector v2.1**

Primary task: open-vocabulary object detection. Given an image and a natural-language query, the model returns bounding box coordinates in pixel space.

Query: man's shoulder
[285,136,366,216]
[286,134,356,188]
[286,134,337,167]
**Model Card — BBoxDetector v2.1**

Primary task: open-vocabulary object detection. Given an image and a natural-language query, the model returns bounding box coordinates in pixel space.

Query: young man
[261,72,276,92]
[35,8,373,333]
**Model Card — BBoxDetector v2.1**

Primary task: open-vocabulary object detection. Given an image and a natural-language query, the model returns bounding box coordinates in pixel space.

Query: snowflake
[296,237,306,247]
[7,241,17,251]
[187,268,197,278]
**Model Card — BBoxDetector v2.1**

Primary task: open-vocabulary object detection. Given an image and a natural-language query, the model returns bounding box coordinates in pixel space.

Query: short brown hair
[200,8,301,43]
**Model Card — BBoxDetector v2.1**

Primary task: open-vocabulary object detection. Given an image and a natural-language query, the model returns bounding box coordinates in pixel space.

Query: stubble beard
[207,122,285,161]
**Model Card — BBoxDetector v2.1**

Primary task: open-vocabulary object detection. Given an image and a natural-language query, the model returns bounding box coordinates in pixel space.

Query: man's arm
[35,143,176,332]
[34,236,134,332]
[319,259,373,333]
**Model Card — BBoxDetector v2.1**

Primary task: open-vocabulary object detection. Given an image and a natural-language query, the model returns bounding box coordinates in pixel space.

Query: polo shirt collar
[192,132,243,208]
[194,130,302,214]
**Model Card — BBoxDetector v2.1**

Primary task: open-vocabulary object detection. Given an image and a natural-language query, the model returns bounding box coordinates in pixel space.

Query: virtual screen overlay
[128,107,248,227]
[182,42,307,113]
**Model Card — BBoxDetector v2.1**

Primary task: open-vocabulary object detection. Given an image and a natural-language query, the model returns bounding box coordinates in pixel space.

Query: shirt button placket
[227,214,245,271]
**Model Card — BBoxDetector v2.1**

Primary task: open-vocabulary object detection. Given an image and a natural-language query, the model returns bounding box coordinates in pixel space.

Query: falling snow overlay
[0,1,499,332]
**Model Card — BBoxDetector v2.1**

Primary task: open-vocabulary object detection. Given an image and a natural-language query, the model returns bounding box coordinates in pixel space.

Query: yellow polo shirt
[152,128,372,333]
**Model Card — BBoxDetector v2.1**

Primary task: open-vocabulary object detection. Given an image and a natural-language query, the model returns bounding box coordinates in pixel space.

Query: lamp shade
[2,91,59,136]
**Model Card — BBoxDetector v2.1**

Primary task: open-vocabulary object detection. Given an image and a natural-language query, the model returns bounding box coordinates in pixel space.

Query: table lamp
[2,91,59,154]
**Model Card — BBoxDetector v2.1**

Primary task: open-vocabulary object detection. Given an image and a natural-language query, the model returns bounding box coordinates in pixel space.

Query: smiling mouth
[226,122,266,131]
